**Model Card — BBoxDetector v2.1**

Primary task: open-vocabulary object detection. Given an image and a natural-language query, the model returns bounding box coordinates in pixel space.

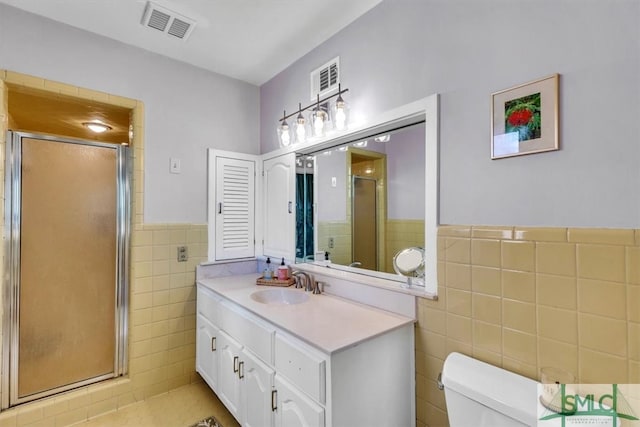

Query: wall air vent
[310,57,340,101]
[141,1,196,40]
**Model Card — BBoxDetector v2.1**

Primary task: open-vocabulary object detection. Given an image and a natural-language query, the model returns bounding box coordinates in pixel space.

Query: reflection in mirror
[295,155,314,262]
[296,122,426,280]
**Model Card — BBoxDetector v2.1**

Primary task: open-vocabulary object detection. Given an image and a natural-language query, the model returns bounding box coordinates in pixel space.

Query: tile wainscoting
[415,225,640,427]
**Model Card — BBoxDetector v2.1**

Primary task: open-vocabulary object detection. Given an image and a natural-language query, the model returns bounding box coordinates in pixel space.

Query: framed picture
[491,74,559,159]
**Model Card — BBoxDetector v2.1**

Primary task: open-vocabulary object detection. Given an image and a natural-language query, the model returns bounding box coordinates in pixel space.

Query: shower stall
[2,132,130,408]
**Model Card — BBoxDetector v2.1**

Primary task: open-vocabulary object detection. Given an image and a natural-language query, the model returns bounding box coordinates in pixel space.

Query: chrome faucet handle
[291,271,306,289]
[305,275,315,292]
[312,281,323,295]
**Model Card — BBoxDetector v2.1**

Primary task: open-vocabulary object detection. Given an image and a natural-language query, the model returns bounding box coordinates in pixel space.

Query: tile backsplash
[415,225,640,427]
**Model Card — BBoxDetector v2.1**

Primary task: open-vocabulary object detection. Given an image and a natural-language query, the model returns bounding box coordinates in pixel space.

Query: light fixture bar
[279,85,349,123]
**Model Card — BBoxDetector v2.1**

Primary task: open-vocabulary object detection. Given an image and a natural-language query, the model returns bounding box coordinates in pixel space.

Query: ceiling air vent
[310,57,340,101]
[141,1,196,40]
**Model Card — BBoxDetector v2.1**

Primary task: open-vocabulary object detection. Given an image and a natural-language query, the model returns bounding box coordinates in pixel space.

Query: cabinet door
[196,315,219,391]
[263,153,296,260]
[217,331,243,422]
[241,348,275,427]
[275,375,324,427]
[210,151,256,261]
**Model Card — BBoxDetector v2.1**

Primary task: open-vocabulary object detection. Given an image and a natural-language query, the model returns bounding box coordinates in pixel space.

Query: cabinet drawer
[219,302,274,364]
[275,334,325,403]
[197,286,220,325]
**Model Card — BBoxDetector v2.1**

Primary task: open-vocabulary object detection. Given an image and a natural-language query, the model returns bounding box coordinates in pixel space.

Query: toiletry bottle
[263,257,273,279]
[277,257,288,280]
[324,251,331,264]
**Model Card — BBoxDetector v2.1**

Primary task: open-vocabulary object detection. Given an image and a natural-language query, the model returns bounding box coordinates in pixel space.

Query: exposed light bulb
[314,114,324,136]
[334,101,346,130]
[281,126,291,146]
[296,120,306,143]
[295,104,306,143]
[278,111,292,147]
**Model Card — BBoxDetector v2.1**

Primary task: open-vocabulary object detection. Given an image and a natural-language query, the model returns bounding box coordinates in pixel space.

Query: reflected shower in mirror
[296,121,426,276]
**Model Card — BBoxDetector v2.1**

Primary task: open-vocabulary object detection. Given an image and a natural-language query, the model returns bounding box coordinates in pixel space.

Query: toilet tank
[442,352,539,427]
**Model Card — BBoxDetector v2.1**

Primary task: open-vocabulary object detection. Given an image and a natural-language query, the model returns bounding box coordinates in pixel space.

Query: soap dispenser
[277,257,289,280]
[263,257,273,279]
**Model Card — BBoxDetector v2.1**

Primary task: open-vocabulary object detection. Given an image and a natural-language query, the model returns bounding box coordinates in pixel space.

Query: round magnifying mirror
[393,247,425,277]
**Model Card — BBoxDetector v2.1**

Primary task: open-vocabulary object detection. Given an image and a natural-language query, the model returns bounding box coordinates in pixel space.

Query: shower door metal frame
[1,131,130,409]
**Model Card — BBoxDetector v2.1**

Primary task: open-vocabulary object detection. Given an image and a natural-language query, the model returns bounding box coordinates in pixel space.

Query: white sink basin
[250,288,309,305]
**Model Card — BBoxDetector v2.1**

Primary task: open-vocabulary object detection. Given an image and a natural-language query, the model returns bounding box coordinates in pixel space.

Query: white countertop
[197,274,415,354]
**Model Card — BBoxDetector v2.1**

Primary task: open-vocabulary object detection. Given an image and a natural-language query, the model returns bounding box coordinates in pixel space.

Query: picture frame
[491,74,559,159]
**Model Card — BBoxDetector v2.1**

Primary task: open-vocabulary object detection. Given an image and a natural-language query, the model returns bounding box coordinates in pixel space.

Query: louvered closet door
[215,157,255,260]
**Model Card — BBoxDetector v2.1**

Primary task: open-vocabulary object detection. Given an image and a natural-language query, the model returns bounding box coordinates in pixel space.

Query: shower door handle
[288,201,292,214]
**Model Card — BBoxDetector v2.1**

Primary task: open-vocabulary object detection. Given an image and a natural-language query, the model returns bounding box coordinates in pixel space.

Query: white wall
[260,0,640,228]
[0,4,260,224]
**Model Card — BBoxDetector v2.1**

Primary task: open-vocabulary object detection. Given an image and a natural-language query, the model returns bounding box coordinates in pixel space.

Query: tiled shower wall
[415,225,640,427]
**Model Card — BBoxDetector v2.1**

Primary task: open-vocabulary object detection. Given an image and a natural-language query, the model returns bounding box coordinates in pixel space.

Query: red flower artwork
[507,109,533,127]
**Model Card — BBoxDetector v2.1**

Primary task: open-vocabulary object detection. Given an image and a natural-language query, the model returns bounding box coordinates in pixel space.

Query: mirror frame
[281,94,439,297]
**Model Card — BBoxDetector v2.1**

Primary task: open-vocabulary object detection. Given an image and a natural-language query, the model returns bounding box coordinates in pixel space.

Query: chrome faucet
[291,270,314,292]
[348,261,362,268]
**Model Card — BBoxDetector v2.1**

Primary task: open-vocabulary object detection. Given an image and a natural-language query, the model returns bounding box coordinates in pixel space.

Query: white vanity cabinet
[197,286,276,426]
[196,288,222,391]
[217,331,243,420]
[275,374,325,427]
[196,280,415,427]
[196,315,219,390]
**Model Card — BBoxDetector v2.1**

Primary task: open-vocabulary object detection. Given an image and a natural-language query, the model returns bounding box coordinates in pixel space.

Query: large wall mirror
[292,95,439,296]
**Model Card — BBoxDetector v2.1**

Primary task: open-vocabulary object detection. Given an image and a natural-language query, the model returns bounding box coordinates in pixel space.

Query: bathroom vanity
[196,274,415,427]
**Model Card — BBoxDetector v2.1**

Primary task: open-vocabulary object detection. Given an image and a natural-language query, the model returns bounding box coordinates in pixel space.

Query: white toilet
[441,352,539,427]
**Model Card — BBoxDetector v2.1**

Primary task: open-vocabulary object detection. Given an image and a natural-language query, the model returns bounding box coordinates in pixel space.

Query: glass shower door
[3,132,129,407]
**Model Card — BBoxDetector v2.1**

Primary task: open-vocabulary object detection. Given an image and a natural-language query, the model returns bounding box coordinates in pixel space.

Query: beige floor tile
[75,382,238,427]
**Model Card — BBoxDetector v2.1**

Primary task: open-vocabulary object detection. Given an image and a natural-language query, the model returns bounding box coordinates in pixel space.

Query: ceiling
[0,0,382,86]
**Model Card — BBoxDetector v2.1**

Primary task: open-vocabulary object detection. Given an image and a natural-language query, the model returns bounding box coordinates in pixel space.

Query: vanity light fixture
[374,134,390,143]
[277,110,291,147]
[295,103,307,144]
[83,121,112,133]
[311,94,328,138]
[353,140,367,148]
[332,84,349,131]
[277,86,349,146]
